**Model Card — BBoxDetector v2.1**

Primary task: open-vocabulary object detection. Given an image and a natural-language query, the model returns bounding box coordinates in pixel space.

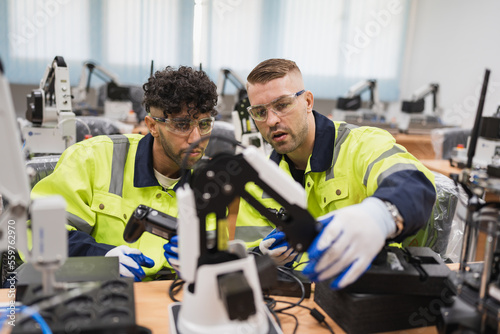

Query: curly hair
[143,66,218,119]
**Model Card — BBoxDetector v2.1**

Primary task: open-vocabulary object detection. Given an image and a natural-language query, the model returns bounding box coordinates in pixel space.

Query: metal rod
[467,69,490,168]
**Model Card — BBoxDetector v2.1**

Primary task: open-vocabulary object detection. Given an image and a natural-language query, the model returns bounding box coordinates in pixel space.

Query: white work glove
[163,235,181,276]
[303,197,397,289]
[105,245,155,282]
[259,228,299,267]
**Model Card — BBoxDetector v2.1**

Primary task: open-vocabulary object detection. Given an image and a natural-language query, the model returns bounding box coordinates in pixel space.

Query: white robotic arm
[22,56,76,155]
[402,83,440,114]
[337,79,381,111]
[72,61,122,104]
[399,83,441,133]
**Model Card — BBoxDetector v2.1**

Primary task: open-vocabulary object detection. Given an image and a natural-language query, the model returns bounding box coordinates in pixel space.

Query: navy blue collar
[133,133,189,191]
[270,110,335,172]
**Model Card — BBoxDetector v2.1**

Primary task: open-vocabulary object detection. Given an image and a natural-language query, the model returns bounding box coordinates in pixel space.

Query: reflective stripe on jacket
[235,111,436,249]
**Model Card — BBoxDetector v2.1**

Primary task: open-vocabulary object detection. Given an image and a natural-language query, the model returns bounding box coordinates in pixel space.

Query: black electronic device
[336,79,378,111]
[25,89,44,125]
[313,246,454,333]
[401,83,440,114]
[14,278,147,334]
[123,204,178,243]
[402,98,425,114]
[315,281,454,334]
[344,246,452,296]
[336,95,362,110]
[263,268,311,298]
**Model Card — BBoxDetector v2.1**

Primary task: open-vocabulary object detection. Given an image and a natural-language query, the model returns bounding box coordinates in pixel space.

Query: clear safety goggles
[247,90,305,122]
[151,116,215,136]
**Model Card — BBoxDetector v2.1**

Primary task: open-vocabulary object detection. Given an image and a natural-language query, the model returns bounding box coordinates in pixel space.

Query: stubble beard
[268,111,309,155]
[159,131,204,170]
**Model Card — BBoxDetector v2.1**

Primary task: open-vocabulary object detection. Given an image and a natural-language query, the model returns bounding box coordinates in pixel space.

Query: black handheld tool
[123,204,177,243]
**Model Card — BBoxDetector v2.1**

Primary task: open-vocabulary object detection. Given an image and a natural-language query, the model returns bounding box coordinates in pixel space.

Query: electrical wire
[56,117,92,138]
[168,277,185,303]
[264,299,282,330]
[273,301,335,334]
[290,260,310,271]
[262,265,336,334]
[0,305,53,334]
[278,311,299,334]
[273,267,305,312]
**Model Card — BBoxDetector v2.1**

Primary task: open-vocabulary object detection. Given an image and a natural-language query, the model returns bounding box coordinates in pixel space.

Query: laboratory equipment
[123,135,321,333]
[22,56,76,155]
[332,79,385,126]
[399,82,443,134]
[1,56,145,333]
[216,68,268,153]
[437,68,500,333]
[72,61,145,122]
[0,56,67,295]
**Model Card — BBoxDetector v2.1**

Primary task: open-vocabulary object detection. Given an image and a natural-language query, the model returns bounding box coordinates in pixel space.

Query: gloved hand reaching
[163,235,180,276]
[259,228,299,267]
[303,197,397,289]
[105,245,155,282]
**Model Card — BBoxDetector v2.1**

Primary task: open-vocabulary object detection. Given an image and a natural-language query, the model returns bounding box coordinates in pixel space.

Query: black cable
[273,267,305,312]
[290,260,310,271]
[279,311,299,334]
[168,278,185,302]
[266,302,282,330]
[273,300,335,334]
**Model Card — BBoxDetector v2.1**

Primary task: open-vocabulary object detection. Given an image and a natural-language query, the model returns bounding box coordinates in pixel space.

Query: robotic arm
[216,68,247,104]
[401,83,440,114]
[336,79,380,111]
[22,56,76,155]
[399,83,441,133]
[72,61,123,104]
[124,145,319,333]
[216,68,267,153]
[72,61,143,122]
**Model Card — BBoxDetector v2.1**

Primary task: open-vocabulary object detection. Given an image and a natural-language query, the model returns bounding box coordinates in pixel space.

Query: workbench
[1,280,441,333]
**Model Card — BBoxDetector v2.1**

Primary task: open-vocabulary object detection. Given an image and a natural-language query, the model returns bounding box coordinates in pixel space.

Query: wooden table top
[420,159,462,177]
[1,279,441,334]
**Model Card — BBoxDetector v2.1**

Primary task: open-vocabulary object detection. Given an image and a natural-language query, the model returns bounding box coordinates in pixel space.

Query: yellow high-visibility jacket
[236,111,436,250]
[31,133,185,278]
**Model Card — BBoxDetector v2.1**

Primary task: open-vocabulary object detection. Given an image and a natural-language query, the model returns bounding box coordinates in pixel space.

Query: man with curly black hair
[30,66,218,281]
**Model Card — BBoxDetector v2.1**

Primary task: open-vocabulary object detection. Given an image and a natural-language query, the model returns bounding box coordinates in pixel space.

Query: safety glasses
[247,90,305,122]
[151,116,215,136]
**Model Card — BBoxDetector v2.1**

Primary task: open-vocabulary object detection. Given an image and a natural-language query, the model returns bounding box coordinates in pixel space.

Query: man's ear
[305,90,314,113]
[144,115,159,137]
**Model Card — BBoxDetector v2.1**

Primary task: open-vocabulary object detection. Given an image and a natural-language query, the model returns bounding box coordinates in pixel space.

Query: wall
[9,1,500,129]
[400,0,500,128]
